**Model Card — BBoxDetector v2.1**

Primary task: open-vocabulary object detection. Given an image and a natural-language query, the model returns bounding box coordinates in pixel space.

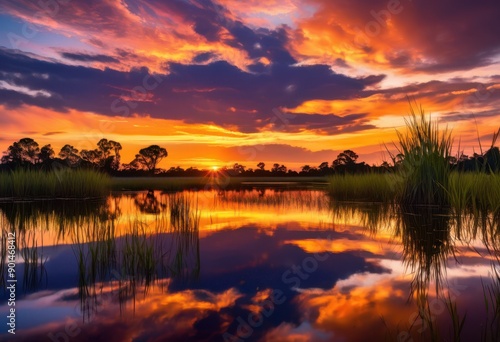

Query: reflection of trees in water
[72,192,200,320]
[0,194,200,321]
[132,190,167,214]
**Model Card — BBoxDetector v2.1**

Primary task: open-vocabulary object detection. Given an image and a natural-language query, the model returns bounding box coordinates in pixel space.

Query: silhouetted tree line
[0,137,167,175]
[1,138,498,176]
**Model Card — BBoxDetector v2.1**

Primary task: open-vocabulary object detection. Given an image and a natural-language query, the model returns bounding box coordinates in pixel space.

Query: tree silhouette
[232,163,245,174]
[97,139,122,171]
[59,144,81,167]
[318,161,329,170]
[257,162,265,170]
[80,149,103,167]
[131,145,167,174]
[333,150,358,167]
[133,191,166,214]
[39,144,55,167]
[272,163,287,173]
[1,138,40,166]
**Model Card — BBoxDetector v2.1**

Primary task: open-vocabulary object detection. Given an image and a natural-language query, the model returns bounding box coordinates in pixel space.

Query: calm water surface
[1,189,499,342]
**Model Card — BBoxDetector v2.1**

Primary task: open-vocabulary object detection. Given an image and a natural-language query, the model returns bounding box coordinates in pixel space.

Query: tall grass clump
[0,168,111,198]
[389,104,453,206]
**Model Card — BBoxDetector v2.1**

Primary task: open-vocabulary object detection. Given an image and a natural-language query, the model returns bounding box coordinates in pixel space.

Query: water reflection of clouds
[2,223,391,341]
[1,191,499,341]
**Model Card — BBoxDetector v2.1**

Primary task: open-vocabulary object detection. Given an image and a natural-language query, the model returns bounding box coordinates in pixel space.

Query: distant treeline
[1,138,499,177]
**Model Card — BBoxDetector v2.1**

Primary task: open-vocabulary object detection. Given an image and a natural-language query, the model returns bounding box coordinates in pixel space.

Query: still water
[1,189,499,341]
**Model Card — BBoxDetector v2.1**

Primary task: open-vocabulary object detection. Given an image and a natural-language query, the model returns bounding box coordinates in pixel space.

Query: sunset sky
[0,0,499,170]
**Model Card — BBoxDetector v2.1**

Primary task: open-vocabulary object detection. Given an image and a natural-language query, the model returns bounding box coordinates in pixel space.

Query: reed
[327,171,500,214]
[122,220,156,286]
[444,292,467,342]
[18,231,47,291]
[390,104,453,205]
[167,193,201,277]
[327,173,394,202]
[327,104,499,210]
[0,228,6,288]
[0,168,111,199]
[169,193,200,233]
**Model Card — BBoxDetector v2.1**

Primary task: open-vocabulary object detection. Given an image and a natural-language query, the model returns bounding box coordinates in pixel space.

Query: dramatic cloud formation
[0,0,499,167]
[294,0,500,73]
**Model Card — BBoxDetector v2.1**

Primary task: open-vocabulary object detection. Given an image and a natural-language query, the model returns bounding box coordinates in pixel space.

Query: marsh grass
[447,173,500,213]
[169,193,200,233]
[327,173,395,203]
[444,292,467,342]
[0,228,6,288]
[167,193,200,278]
[328,104,499,209]
[19,231,47,291]
[69,192,201,318]
[0,168,110,199]
[390,104,453,205]
[327,168,500,213]
[122,220,156,286]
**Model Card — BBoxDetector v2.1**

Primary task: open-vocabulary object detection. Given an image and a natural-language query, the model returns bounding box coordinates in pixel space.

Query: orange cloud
[2,0,250,72]
[292,0,500,75]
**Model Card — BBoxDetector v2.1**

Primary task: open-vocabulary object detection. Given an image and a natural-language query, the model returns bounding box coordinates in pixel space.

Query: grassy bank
[327,171,500,211]
[0,169,110,199]
[326,173,395,202]
[447,172,500,212]
[328,105,499,208]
